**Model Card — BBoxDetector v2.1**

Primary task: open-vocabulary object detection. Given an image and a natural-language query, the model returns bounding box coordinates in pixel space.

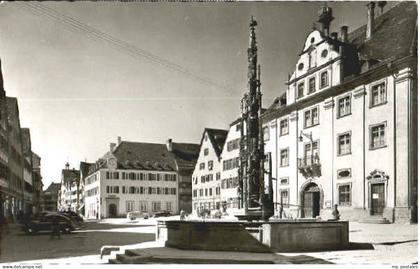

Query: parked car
[152,211,171,218]
[21,213,77,234]
[127,211,149,220]
[59,211,84,223]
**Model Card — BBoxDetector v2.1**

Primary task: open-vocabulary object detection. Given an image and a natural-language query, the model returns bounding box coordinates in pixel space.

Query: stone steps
[359,217,391,224]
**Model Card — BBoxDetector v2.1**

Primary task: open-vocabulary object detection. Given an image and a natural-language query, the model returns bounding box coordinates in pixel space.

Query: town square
[0,0,417,266]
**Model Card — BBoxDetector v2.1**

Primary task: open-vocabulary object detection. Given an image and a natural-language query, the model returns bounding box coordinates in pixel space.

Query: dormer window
[320,71,329,88]
[308,77,316,94]
[297,82,304,99]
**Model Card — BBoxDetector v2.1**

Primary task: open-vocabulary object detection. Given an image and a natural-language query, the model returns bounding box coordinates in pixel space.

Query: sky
[0,1,398,189]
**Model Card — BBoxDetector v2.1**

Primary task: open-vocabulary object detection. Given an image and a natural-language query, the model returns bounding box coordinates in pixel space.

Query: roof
[45,182,61,194]
[202,128,228,158]
[62,169,79,184]
[80,161,93,179]
[6,97,20,127]
[21,128,31,156]
[348,1,417,66]
[171,142,200,171]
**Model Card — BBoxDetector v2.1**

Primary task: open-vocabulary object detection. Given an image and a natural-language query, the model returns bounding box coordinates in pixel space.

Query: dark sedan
[21,213,76,234]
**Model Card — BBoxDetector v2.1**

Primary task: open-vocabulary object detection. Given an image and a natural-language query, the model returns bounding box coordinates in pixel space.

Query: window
[166,202,172,212]
[338,132,351,155]
[204,148,209,156]
[263,126,269,141]
[199,163,205,170]
[297,82,304,98]
[216,186,220,195]
[371,82,386,106]
[236,123,241,132]
[338,95,351,117]
[227,138,240,151]
[140,201,147,212]
[208,161,213,171]
[223,157,240,171]
[280,149,289,167]
[209,188,212,196]
[304,107,319,128]
[199,189,203,197]
[337,169,351,179]
[308,77,316,94]
[303,141,319,165]
[321,49,328,58]
[280,190,289,208]
[126,201,135,212]
[205,188,208,196]
[216,172,221,180]
[320,71,329,89]
[280,178,289,185]
[370,123,386,149]
[298,63,304,70]
[193,189,197,197]
[338,185,351,206]
[152,201,161,212]
[279,119,289,136]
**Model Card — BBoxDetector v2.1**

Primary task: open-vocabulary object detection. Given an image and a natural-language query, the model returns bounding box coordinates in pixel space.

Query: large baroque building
[84,137,199,219]
[262,2,417,223]
[192,128,227,213]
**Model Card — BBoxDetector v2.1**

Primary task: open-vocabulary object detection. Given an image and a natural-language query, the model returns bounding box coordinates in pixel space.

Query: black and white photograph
[0,0,417,267]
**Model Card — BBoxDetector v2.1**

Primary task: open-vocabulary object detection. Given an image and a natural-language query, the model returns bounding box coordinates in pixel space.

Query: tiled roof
[348,1,417,65]
[113,141,176,171]
[62,169,79,184]
[45,182,61,194]
[171,142,200,171]
[203,128,228,158]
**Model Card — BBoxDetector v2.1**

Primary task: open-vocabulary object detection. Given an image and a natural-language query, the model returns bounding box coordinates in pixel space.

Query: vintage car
[21,213,77,234]
[126,211,149,220]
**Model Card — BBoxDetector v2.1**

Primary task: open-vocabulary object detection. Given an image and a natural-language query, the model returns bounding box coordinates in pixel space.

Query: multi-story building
[21,128,34,213]
[31,152,43,214]
[79,161,93,215]
[219,119,242,214]
[84,137,199,219]
[42,182,60,212]
[261,2,417,223]
[58,163,80,212]
[192,128,227,213]
[6,97,24,219]
[0,60,9,223]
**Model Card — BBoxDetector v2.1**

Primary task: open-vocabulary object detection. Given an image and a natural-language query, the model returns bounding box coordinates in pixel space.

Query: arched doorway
[108,204,117,218]
[301,183,321,218]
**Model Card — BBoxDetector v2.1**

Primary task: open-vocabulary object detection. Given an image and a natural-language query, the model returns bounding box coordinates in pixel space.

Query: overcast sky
[0,1,397,189]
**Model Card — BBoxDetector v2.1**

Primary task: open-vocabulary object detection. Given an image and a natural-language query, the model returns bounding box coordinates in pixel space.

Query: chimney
[110,143,116,152]
[65,162,69,170]
[331,32,338,40]
[166,138,173,152]
[366,2,375,39]
[340,26,348,43]
[117,136,122,145]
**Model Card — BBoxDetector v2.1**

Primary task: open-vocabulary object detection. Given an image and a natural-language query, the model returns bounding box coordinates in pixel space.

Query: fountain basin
[157,219,349,252]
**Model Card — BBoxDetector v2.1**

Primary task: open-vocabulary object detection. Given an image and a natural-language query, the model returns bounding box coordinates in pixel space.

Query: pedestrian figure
[180,210,186,221]
[332,204,340,220]
[50,216,61,239]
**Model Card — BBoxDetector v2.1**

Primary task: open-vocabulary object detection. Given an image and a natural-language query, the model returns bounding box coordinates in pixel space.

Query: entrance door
[371,183,385,215]
[108,204,117,218]
[302,183,320,218]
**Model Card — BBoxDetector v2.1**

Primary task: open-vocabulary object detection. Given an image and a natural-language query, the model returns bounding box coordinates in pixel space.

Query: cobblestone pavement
[0,221,155,263]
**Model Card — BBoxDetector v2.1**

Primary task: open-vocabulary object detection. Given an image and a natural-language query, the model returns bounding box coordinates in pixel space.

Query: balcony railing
[298,154,321,178]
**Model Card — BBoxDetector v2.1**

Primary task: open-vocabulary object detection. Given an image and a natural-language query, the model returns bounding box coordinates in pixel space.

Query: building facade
[31,152,43,214]
[219,119,242,214]
[21,128,34,213]
[42,182,60,212]
[84,138,199,219]
[0,60,9,223]
[58,163,80,212]
[192,128,227,214]
[262,2,417,223]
